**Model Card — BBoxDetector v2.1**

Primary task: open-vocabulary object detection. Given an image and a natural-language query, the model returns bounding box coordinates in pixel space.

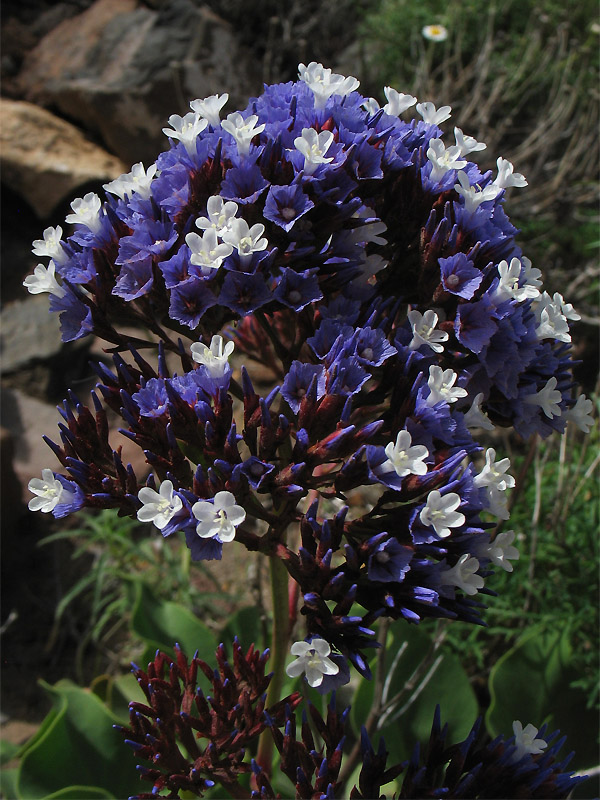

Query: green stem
[255,555,290,776]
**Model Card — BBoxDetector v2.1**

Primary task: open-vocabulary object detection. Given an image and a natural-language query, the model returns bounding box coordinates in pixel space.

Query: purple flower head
[274,268,323,311]
[49,288,93,343]
[169,278,217,328]
[159,244,190,287]
[220,163,270,205]
[367,536,413,582]
[455,295,498,353]
[112,257,154,300]
[263,182,314,231]
[281,362,326,413]
[438,252,483,299]
[219,271,271,315]
[132,378,169,417]
[52,475,85,518]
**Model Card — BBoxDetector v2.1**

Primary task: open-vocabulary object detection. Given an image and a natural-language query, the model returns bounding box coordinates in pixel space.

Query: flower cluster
[26,62,590,691]
[353,707,587,799]
[117,641,301,798]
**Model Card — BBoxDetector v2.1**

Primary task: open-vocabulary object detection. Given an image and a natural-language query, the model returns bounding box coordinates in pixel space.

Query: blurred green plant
[39,510,230,680]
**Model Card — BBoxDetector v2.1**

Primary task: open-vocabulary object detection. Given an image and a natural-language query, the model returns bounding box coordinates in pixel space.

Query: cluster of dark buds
[353,707,586,799]
[117,641,300,798]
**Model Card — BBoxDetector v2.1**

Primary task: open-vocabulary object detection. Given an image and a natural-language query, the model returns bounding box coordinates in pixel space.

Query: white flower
[495,257,541,302]
[65,192,103,233]
[521,256,543,293]
[453,127,486,157]
[185,228,233,273]
[383,430,429,478]
[195,196,239,236]
[349,206,387,246]
[552,292,580,322]
[28,469,71,513]
[31,226,68,265]
[190,93,229,127]
[23,262,65,298]
[362,97,381,115]
[534,292,571,342]
[137,480,183,530]
[493,157,528,189]
[420,490,465,537]
[190,334,235,379]
[463,393,495,431]
[422,24,448,42]
[294,127,335,175]
[426,366,468,406]
[454,171,500,215]
[426,138,467,182]
[221,218,268,265]
[510,721,547,762]
[162,112,208,155]
[474,448,515,491]
[441,554,484,595]
[524,376,562,419]
[564,394,594,433]
[285,638,339,688]
[408,309,449,353]
[192,491,246,543]
[415,101,452,125]
[383,86,417,116]
[221,112,265,157]
[479,530,520,573]
[485,485,511,520]
[104,162,157,201]
[298,62,360,109]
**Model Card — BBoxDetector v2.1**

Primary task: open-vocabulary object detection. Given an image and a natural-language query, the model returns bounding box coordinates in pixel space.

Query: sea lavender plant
[25,62,591,797]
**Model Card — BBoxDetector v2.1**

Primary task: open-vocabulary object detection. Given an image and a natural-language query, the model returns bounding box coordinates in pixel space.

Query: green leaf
[42,787,114,799]
[221,606,265,653]
[15,680,138,799]
[352,622,478,763]
[0,767,19,799]
[129,580,217,688]
[486,624,598,772]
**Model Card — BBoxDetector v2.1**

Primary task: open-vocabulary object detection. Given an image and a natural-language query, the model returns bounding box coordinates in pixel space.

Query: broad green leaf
[128,580,217,688]
[0,767,19,799]
[222,606,265,653]
[486,624,598,772]
[16,680,138,800]
[42,786,114,799]
[352,622,478,763]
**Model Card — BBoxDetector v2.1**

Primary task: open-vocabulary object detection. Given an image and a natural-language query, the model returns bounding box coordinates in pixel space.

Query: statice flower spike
[464,392,495,430]
[525,376,562,418]
[137,480,183,530]
[298,61,360,108]
[195,195,239,236]
[479,530,520,572]
[190,93,229,127]
[426,365,468,405]
[426,138,467,183]
[185,227,233,273]
[104,162,157,200]
[454,170,500,214]
[473,448,515,492]
[221,218,268,265]
[23,262,65,298]
[564,394,594,433]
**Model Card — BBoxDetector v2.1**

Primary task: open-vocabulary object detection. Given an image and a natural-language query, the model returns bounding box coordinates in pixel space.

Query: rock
[17,0,262,166]
[0,98,127,219]
[0,296,63,374]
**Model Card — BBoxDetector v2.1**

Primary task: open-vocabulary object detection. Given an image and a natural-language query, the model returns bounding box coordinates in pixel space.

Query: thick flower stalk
[25,61,590,791]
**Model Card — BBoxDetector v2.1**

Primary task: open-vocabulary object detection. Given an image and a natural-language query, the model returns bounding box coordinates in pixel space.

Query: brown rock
[17,0,262,166]
[0,98,127,219]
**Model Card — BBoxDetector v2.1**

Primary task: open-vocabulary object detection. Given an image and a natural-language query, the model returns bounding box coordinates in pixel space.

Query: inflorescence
[25,61,590,797]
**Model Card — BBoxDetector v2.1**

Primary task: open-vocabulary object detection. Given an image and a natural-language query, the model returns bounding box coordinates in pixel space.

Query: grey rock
[0,296,63,374]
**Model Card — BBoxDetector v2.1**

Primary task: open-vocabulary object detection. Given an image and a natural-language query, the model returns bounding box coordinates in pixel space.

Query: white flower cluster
[185,195,268,273]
